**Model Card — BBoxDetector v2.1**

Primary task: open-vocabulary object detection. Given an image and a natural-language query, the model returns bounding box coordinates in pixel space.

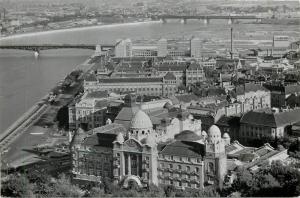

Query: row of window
[159,179,201,188]
[159,172,200,180]
[106,87,170,92]
[160,155,202,163]
[160,163,201,172]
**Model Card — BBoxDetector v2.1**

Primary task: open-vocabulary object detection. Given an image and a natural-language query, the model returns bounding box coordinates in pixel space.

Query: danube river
[0,20,300,132]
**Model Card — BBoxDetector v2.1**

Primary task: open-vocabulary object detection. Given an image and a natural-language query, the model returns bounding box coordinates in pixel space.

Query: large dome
[130,110,153,129]
[175,130,201,142]
[208,125,221,142]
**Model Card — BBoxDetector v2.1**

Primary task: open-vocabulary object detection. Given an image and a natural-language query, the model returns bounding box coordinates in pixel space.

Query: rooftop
[241,108,300,127]
[99,77,163,84]
[158,140,205,158]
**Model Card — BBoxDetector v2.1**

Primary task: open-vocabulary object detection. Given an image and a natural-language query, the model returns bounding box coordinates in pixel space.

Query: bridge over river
[152,15,263,24]
[0,44,115,52]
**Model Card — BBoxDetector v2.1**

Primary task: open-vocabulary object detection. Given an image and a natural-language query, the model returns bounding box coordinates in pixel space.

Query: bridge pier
[180,19,187,24]
[160,18,167,24]
[203,18,209,25]
[34,51,39,58]
[95,44,102,53]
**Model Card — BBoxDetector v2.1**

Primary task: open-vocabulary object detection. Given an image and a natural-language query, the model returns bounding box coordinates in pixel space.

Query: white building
[157,38,168,57]
[273,35,289,48]
[190,37,202,58]
[115,39,132,57]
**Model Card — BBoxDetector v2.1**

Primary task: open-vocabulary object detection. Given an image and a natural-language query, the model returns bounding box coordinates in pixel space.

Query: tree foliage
[1,173,35,197]
[226,161,300,197]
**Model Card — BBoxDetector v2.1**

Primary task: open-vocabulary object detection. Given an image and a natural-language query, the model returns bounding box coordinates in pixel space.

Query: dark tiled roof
[154,62,187,71]
[86,91,108,99]
[240,110,276,127]
[285,84,300,95]
[187,63,202,70]
[241,108,300,127]
[164,72,176,80]
[84,74,97,82]
[115,62,145,73]
[235,83,269,95]
[274,108,300,127]
[95,100,109,108]
[90,123,126,135]
[82,124,126,148]
[82,133,116,148]
[159,140,205,158]
[175,94,199,103]
[174,130,201,141]
[194,87,226,97]
[99,77,162,84]
[216,116,241,127]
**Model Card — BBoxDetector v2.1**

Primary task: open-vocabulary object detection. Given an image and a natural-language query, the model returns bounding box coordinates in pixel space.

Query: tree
[164,185,176,197]
[26,170,53,196]
[228,161,300,197]
[56,105,69,130]
[86,187,106,197]
[49,174,83,197]
[1,173,35,197]
[102,177,114,194]
[231,167,254,196]
[143,183,165,197]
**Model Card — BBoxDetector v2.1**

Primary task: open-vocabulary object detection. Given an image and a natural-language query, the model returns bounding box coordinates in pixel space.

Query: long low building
[84,74,177,97]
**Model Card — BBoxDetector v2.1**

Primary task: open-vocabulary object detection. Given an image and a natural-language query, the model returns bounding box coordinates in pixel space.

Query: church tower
[204,125,227,187]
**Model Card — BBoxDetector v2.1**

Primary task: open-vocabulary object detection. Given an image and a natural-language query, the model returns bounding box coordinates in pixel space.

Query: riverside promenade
[0,52,99,167]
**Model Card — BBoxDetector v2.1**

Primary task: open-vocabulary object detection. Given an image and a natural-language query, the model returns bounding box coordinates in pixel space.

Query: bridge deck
[0,44,115,51]
[159,15,262,19]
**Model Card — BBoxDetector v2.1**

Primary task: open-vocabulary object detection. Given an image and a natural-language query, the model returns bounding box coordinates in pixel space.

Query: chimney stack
[230,27,233,60]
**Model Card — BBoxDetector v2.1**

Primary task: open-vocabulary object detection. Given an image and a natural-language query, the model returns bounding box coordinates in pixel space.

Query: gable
[123,138,143,152]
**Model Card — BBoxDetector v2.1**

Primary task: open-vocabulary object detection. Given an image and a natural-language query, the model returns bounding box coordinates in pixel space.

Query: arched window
[208,162,214,173]
[186,166,190,171]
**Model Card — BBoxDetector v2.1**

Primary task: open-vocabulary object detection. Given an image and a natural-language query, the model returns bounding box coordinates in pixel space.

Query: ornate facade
[71,109,228,189]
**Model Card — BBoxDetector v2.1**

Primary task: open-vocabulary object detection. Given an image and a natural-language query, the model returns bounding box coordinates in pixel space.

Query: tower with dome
[204,125,227,187]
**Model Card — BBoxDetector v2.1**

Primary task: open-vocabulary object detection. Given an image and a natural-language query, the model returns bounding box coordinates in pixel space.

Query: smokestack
[230,27,233,60]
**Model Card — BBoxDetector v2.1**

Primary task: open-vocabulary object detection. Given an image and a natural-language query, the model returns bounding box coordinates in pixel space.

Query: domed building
[71,110,227,190]
[174,130,201,142]
[207,125,222,143]
[204,125,227,186]
[129,110,153,141]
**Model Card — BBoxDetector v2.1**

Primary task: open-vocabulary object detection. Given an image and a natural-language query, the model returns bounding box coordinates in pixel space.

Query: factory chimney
[230,27,233,60]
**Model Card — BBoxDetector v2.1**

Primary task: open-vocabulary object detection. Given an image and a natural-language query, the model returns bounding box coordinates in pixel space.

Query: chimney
[231,27,233,60]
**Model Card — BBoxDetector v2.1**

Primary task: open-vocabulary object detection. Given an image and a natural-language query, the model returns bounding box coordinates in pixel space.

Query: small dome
[130,110,153,129]
[188,114,194,120]
[175,130,201,142]
[115,133,124,143]
[106,118,112,125]
[208,125,221,142]
[223,133,230,139]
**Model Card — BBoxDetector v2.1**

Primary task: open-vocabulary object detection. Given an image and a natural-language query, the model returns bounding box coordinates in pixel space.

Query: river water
[0,21,299,132]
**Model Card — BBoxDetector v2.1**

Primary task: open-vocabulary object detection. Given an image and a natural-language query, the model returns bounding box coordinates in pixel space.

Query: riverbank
[0,20,161,44]
[0,52,97,160]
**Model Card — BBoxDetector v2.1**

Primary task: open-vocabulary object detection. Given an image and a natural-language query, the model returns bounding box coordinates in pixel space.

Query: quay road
[0,100,49,153]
